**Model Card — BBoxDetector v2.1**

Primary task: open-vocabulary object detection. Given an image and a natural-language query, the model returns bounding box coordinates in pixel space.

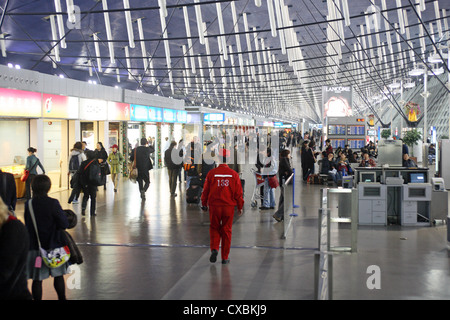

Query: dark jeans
[137,171,150,193]
[25,174,36,200]
[82,184,97,215]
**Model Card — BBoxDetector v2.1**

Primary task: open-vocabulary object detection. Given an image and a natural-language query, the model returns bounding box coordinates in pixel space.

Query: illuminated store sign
[43,94,79,119]
[0,88,41,117]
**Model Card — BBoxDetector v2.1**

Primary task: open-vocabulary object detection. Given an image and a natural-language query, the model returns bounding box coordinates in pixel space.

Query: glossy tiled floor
[14,149,449,300]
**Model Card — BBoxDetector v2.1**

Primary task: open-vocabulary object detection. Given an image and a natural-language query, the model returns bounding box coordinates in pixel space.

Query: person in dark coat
[130,138,155,201]
[24,175,69,300]
[165,141,182,197]
[0,198,32,300]
[95,142,108,190]
[79,150,99,216]
[0,170,17,212]
[302,141,317,181]
[273,149,293,222]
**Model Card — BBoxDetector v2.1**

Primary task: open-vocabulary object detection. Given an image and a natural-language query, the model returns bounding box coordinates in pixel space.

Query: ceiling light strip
[101,0,115,64]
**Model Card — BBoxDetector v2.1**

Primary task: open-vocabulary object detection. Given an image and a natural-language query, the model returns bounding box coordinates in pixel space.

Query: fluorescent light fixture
[66,0,76,24]
[102,0,116,64]
[93,33,102,73]
[158,0,167,18]
[0,33,7,58]
[183,6,196,74]
[255,0,262,7]
[267,0,277,37]
[396,0,405,34]
[216,2,228,60]
[123,0,135,48]
[194,0,205,45]
[136,18,148,71]
[54,0,67,48]
[342,0,351,26]
[49,15,61,63]
[230,1,244,74]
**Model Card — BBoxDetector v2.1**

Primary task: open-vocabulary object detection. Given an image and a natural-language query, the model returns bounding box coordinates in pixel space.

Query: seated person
[320,152,339,183]
[403,153,417,168]
[337,153,352,176]
[359,151,376,167]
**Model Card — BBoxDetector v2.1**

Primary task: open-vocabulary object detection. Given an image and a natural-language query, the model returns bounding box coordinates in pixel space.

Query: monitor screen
[361,172,375,183]
[409,173,425,183]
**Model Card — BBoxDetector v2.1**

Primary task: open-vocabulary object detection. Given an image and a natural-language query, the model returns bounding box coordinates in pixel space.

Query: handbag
[268,175,279,189]
[129,148,138,183]
[28,200,70,269]
[21,159,40,182]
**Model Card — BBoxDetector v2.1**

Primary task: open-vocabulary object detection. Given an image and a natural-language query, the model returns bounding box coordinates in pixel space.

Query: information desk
[355,167,431,226]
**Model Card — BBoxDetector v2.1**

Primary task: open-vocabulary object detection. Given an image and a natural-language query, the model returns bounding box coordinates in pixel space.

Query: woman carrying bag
[24,175,69,300]
[24,147,45,200]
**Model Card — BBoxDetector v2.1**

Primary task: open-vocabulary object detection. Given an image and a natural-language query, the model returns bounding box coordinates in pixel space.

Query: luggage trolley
[250,168,266,208]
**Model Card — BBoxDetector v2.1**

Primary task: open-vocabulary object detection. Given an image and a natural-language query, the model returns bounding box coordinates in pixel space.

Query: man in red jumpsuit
[201,148,244,264]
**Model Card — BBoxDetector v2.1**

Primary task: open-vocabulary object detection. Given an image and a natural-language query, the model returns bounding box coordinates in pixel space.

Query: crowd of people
[0,128,439,300]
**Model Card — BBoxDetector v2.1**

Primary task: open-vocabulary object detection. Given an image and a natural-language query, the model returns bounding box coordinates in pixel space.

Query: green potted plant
[381,129,391,139]
[402,129,422,159]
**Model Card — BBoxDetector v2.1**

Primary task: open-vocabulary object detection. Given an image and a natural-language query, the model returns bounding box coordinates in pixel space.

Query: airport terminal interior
[0,0,449,302]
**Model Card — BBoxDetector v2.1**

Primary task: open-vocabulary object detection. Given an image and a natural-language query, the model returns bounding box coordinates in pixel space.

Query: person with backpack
[79,150,102,216]
[68,142,86,204]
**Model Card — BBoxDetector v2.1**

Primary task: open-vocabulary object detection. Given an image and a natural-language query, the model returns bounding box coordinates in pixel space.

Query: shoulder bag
[28,200,70,269]
[21,158,40,182]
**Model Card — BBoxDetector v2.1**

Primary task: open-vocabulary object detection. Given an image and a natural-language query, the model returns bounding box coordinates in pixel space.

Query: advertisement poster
[322,86,353,118]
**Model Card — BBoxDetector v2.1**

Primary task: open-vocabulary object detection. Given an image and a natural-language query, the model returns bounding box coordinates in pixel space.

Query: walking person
[107,144,124,192]
[0,198,32,300]
[273,149,293,222]
[130,138,155,201]
[24,147,45,200]
[201,148,244,265]
[68,142,86,204]
[165,141,182,197]
[24,175,69,300]
[79,151,101,216]
[95,142,109,190]
[260,148,278,210]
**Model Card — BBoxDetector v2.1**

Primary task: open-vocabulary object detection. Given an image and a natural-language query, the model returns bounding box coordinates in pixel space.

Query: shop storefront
[0,88,42,198]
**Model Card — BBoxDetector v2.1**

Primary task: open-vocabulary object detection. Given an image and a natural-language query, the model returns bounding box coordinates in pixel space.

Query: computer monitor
[360,172,376,183]
[409,172,425,183]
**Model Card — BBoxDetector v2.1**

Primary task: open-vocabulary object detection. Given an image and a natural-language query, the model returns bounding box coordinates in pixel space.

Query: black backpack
[69,154,80,171]
[84,160,104,186]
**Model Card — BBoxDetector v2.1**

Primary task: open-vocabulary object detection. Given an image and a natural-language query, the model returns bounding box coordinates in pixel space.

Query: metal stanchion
[281,173,295,239]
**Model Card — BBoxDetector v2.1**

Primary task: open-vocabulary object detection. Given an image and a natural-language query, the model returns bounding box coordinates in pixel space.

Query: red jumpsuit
[201,164,244,261]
